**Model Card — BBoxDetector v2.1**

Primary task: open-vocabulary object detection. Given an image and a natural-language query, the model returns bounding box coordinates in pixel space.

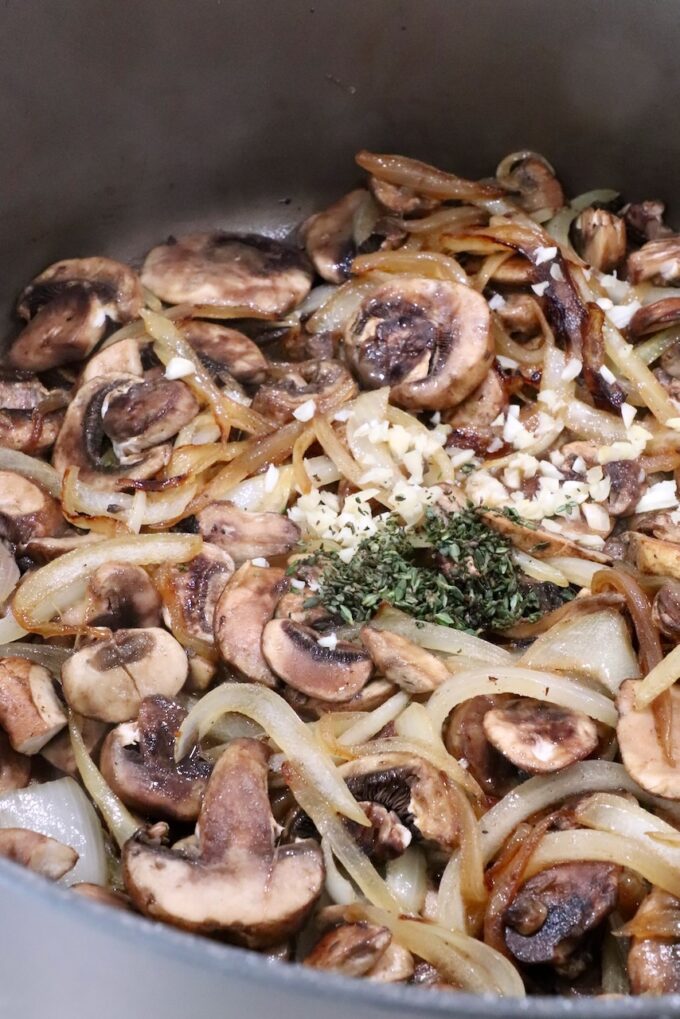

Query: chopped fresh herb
[295,507,562,634]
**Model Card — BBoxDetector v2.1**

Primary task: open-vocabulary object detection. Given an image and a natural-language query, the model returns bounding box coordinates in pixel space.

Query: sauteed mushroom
[101,378,199,459]
[180,320,268,385]
[141,233,313,316]
[344,277,493,410]
[0,374,68,453]
[360,626,449,694]
[214,563,287,686]
[80,337,143,382]
[445,695,518,799]
[262,619,373,701]
[61,563,162,630]
[652,581,680,641]
[604,460,644,517]
[162,543,234,644]
[623,200,673,244]
[252,359,357,425]
[0,658,66,754]
[100,696,211,821]
[0,730,31,793]
[627,235,680,285]
[482,698,599,774]
[368,176,438,216]
[301,190,371,283]
[0,471,63,543]
[304,921,393,976]
[630,297,680,339]
[196,501,300,564]
[496,153,564,214]
[617,680,680,797]
[0,829,78,879]
[574,208,626,273]
[627,889,680,995]
[123,738,324,946]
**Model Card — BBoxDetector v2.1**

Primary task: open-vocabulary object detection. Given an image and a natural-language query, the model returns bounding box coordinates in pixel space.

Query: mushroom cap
[0,827,78,880]
[627,235,680,285]
[300,189,369,284]
[0,471,64,544]
[0,375,67,454]
[262,619,373,703]
[482,697,599,774]
[304,921,392,976]
[123,738,324,947]
[617,680,680,798]
[61,628,188,723]
[60,562,163,630]
[163,543,235,644]
[8,289,108,372]
[141,233,313,316]
[196,501,300,565]
[251,359,357,425]
[214,562,288,686]
[360,626,449,694]
[344,277,493,411]
[497,154,564,215]
[627,889,680,995]
[17,256,143,324]
[574,208,626,274]
[180,320,269,385]
[101,378,199,458]
[0,657,67,755]
[444,695,518,799]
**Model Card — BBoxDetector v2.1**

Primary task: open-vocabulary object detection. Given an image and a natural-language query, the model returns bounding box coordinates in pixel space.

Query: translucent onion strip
[514,551,569,587]
[202,419,306,504]
[62,468,198,531]
[0,642,72,674]
[0,448,61,497]
[372,605,512,665]
[385,846,428,914]
[351,250,470,287]
[175,683,367,825]
[321,835,357,905]
[336,691,409,747]
[575,793,680,864]
[634,643,680,710]
[545,556,602,588]
[603,320,679,424]
[69,714,138,849]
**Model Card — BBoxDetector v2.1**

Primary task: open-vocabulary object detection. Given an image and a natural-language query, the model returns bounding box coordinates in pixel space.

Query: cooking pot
[1,1,679,1015]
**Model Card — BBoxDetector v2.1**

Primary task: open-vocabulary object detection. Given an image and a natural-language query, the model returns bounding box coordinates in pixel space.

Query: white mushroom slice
[196,501,300,565]
[52,373,171,488]
[369,176,438,216]
[481,510,610,562]
[482,697,599,774]
[61,628,188,723]
[300,190,370,283]
[0,657,67,755]
[17,257,143,324]
[624,531,680,580]
[344,277,494,411]
[59,562,163,630]
[627,235,680,285]
[0,471,64,544]
[627,889,680,995]
[214,563,289,687]
[162,543,235,643]
[574,208,626,273]
[141,233,313,316]
[80,337,144,383]
[262,619,373,702]
[652,582,680,642]
[304,922,392,976]
[0,828,78,880]
[123,738,324,946]
[100,378,199,458]
[630,298,680,340]
[251,359,357,425]
[0,730,31,793]
[0,375,67,454]
[180,320,268,384]
[617,679,680,798]
[360,626,449,694]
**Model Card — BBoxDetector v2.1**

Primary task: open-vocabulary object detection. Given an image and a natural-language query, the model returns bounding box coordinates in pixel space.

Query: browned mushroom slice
[627,235,680,285]
[301,190,372,283]
[0,658,66,754]
[574,208,626,273]
[262,619,372,702]
[368,176,439,216]
[443,365,508,449]
[71,883,132,911]
[627,889,680,995]
[494,292,543,340]
[141,233,313,316]
[481,510,610,563]
[284,678,398,720]
[40,716,107,776]
[80,337,144,383]
[275,589,332,628]
[52,373,171,488]
[0,374,68,454]
[251,359,357,425]
[623,531,680,580]
[630,298,680,340]
[0,828,78,879]
[617,680,680,798]
[496,153,564,214]
[624,201,673,244]
[482,698,599,774]
[604,460,644,516]
[0,730,30,793]
[162,543,234,644]
[214,563,287,686]
[101,378,199,459]
[61,628,188,723]
[196,501,300,564]
[652,581,680,641]
[17,256,143,324]
[304,921,392,976]
[179,320,268,385]
[60,562,163,630]
[444,695,518,799]
[344,277,493,411]
[504,862,619,967]
[21,532,105,564]
[100,696,212,822]
[0,471,64,544]
[360,626,449,694]
[123,738,324,946]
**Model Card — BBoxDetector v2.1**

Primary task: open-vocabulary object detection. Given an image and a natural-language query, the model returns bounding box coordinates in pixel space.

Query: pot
[0,1,679,1015]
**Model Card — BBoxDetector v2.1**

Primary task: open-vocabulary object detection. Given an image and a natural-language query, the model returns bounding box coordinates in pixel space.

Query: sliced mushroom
[60,562,163,630]
[504,862,619,967]
[61,628,188,723]
[627,235,680,285]
[123,737,324,946]
[262,619,372,702]
[493,292,543,340]
[21,532,105,565]
[284,678,398,720]
[0,374,68,454]
[100,378,199,459]
[17,257,143,324]
[483,698,599,774]
[497,154,564,215]
[628,889,680,995]
[162,543,234,644]
[623,200,673,244]
[444,695,518,800]
[366,942,415,983]
[301,190,371,283]
[630,297,680,340]
[652,581,680,641]
[661,340,680,379]
[179,320,268,385]
[40,716,107,776]
[0,471,64,544]
[275,590,332,628]
[0,658,66,755]
[368,176,439,216]
[251,359,357,425]
[604,460,644,516]
[360,626,449,694]
[100,696,212,822]
[141,233,313,316]
[443,365,508,446]
[0,730,31,792]
[623,531,680,581]
[196,501,300,564]
[71,882,131,910]
[214,563,287,686]
[617,679,680,798]
[574,208,626,273]
[0,828,78,879]
[52,374,171,487]
[631,511,680,545]
[481,510,610,563]
[344,277,493,411]
[339,752,459,851]
[80,337,144,383]
[304,922,392,976]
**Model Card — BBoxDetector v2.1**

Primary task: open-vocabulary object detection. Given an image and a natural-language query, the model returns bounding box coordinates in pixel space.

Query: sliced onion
[634,643,680,710]
[69,714,138,850]
[0,448,61,498]
[314,414,366,489]
[570,188,620,213]
[168,441,241,477]
[0,545,20,606]
[563,397,628,443]
[306,276,383,334]
[62,468,197,530]
[0,610,29,643]
[336,691,410,747]
[0,642,71,673]
[575,793,680,865]
[634,325,680,366]
[203,420,306,504]
[0,777,106,886]
[371,605,513,665]
[175,683,367,825]
[545,556,603,588]
[345,389,397,480]
[13,533,202,634]
[519,609,639,695]
[220,465,294,514]
[174,411,221,448]
[514,550,569,587]
[351,250,470,287]
[385,846,427,914]
[399,205,485,236]
[604,320,679,424]
[493,320,545,366]
[321,835,357,905]
[356,150,506,204]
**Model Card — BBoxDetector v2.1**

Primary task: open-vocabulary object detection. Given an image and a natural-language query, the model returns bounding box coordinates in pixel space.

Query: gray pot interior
[1,0,680,1016]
